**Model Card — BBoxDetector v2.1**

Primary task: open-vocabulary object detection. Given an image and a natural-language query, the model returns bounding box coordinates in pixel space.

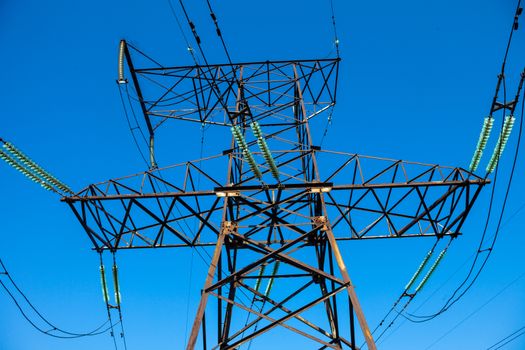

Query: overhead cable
[486,325,525,350]
[403,2,525,325]
[468,0,523,172]
[407,69,524,323]
[423,271,525,349]
[0,258,112,339]
[204,0,233,64]
[167,0,199,64]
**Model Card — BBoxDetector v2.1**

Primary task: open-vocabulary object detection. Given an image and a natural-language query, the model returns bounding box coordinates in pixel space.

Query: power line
[319,106,334,148]
[177,0,209,66]
[329,0,340,58]
[167,0,200,64]
[204,0,233,64]
[485,0,522,118]
[170,0,244,124]
[423,270,525,349]
[486,325,525,350]
[403,2,525,321]
[0,279,117,339]
[367,240,441,339]
[118,84,150,166]
[368,6,525,339]
[0,258,113,339]
[319,0,341,147]
[378,190,525,345]
[376,250,477,345]
[364,239,451,348]
[498,0,522,81]
[407,69,525,322]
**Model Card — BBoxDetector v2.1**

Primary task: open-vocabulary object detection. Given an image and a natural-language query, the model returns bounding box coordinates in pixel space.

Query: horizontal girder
[63,151,488,251]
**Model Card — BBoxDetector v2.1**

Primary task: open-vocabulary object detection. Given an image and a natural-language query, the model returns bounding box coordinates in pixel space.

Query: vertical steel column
[323,220,376,350]
[187,213,229,350]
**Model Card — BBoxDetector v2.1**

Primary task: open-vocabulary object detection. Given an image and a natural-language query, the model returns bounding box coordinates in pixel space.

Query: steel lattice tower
[63,41,488,349]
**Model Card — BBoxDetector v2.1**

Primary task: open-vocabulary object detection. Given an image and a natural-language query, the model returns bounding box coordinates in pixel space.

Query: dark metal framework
[64,43,488,349]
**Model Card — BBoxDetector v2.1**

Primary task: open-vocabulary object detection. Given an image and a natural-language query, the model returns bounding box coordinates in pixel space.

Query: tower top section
[121,41,339,131]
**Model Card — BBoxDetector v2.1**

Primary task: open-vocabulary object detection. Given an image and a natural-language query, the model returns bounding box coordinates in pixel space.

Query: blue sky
[1,0,524,349]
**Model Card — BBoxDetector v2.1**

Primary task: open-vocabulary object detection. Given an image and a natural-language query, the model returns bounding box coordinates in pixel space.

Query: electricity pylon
[63,41,488,349]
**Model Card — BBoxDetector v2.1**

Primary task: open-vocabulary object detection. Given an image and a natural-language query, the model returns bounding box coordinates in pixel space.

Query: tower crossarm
[63,152,488,251]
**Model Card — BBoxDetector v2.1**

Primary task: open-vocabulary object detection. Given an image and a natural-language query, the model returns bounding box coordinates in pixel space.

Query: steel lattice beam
[63,153,486,250]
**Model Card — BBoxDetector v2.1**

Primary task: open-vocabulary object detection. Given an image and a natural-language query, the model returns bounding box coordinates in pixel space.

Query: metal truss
[64,153,485,250]
[64,44,489,349]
